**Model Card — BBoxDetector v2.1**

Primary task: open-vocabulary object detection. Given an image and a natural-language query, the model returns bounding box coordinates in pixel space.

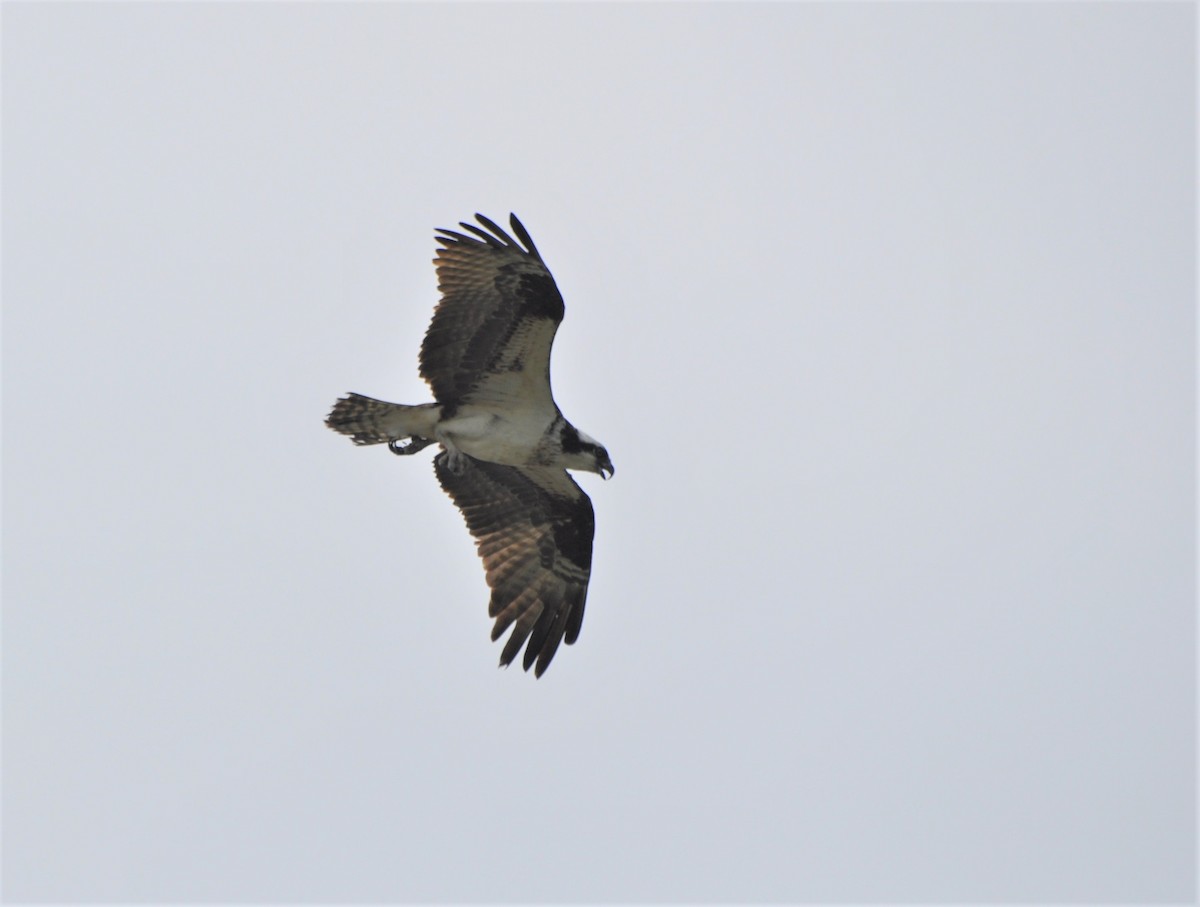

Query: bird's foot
[387,436,434,456]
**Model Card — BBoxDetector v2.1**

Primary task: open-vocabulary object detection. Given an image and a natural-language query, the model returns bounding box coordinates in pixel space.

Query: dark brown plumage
[326,214,611,677]
[422,215,565,415]
[434,451,593,677]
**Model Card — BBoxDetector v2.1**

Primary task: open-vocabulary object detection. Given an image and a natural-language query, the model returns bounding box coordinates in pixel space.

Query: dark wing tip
[458,218,503,246]
[433,213,541,261]
[434,227,470,247]
[507,213,542,261]
[471,213,512,244]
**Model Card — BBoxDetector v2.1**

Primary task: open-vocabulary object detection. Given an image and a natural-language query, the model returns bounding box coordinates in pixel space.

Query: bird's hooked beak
[599,456,614,481]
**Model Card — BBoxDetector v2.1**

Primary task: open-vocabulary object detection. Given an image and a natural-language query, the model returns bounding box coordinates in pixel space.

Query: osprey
[325,213,613,677]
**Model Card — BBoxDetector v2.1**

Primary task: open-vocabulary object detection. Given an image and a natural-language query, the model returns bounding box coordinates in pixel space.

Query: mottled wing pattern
[434,451,593,677]
[421,214,565,415]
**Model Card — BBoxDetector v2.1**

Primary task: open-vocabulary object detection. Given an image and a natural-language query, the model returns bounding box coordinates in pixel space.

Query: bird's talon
[388,436,433,456]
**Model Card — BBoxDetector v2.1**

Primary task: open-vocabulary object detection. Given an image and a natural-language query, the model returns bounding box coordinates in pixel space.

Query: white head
[558,424,614,479]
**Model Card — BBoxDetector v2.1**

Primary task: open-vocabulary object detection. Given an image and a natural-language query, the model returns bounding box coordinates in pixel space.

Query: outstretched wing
[434,451,593,677]
[421,214,565,417]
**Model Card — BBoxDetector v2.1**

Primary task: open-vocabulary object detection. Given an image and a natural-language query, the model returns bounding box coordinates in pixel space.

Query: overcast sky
[4,2,1195,903]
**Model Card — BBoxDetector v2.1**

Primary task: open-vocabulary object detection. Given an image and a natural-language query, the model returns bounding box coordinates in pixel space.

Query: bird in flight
[326,213,613,677]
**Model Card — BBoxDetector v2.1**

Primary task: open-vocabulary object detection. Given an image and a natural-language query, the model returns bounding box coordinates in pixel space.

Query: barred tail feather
[325,393,441,446]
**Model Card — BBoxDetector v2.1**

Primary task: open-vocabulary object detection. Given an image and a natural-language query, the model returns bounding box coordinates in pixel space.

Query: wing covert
[434,452,594,677]
[421,213,565,414]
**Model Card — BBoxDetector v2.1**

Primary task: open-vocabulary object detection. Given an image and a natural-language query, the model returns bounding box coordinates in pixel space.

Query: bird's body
[326,214,612,677]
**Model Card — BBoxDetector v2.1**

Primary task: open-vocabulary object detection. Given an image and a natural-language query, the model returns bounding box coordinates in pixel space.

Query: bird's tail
[325,394,441,447]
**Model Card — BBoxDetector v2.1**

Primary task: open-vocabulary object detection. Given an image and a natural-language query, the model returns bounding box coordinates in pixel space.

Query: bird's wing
[434,451,593,677]
[421,213,565,417]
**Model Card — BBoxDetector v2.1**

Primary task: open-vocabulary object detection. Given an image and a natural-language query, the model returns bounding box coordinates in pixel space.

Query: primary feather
[326,214,612,676]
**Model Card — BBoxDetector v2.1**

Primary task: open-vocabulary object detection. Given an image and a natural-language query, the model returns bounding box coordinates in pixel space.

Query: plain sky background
[3,2,1195,903]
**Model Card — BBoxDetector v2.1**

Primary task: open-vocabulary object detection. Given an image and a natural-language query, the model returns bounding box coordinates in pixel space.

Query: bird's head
[560,424,614,480]
[593,445,615,481]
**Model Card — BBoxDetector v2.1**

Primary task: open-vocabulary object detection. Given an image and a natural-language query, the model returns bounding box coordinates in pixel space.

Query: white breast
[437,406,555,467]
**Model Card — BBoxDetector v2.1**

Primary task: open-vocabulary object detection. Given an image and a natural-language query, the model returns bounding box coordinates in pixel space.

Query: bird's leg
[442,446,470,474]
[387,436,434,456]
[432,427,472,474]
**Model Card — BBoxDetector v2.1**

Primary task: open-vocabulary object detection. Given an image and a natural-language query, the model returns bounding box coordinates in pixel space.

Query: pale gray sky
[3,2,1194,902]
